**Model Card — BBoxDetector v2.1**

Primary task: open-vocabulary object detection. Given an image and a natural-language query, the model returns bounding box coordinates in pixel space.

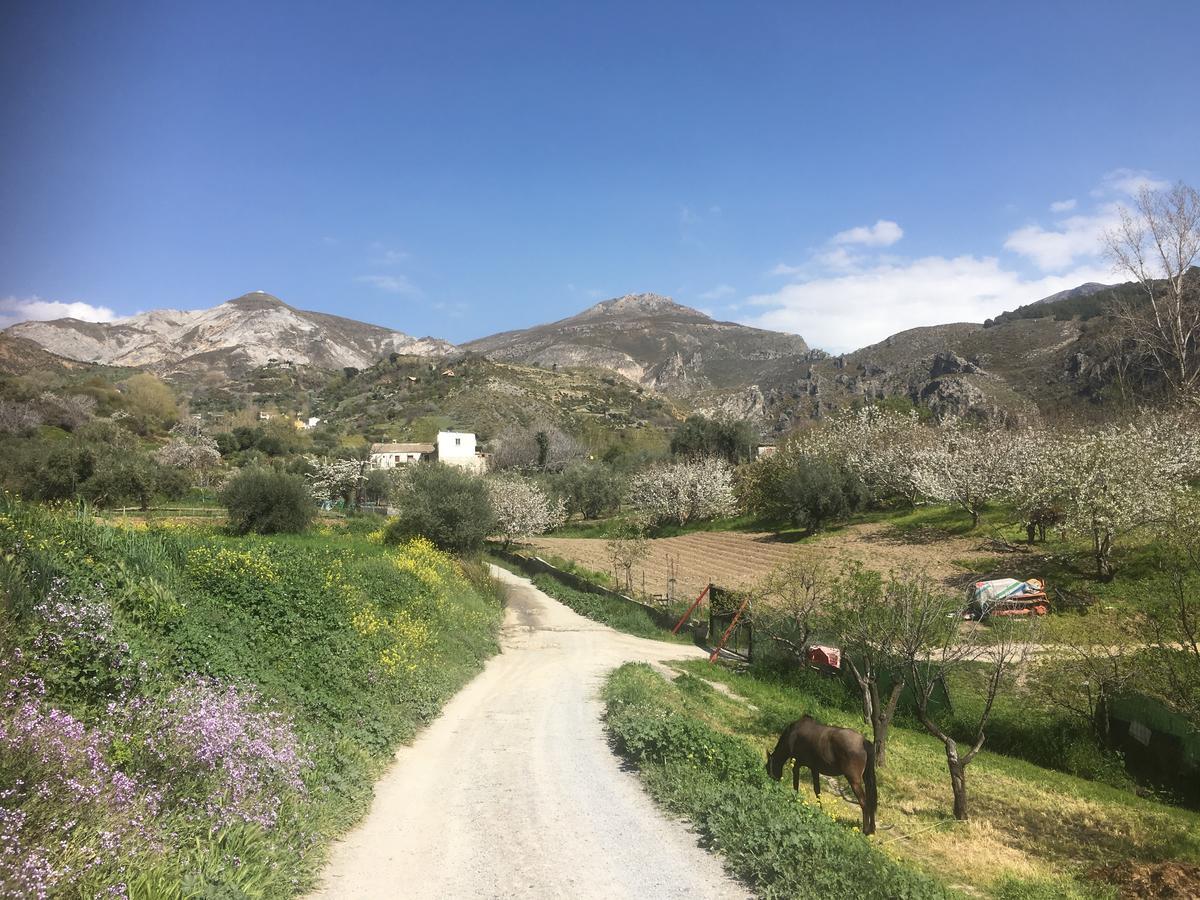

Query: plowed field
[530,522,1002,602]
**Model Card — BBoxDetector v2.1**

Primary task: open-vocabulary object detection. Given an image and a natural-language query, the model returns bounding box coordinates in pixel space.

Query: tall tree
[1104,181,1200,399]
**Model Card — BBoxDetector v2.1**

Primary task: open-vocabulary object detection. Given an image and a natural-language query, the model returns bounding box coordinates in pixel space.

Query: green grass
[603,663,956,899]
[0,500,503,897]
[652,657,1200,898]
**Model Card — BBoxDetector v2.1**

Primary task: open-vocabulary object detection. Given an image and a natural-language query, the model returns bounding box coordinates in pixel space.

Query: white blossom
[629,457,737,526]
[487,475,566,545]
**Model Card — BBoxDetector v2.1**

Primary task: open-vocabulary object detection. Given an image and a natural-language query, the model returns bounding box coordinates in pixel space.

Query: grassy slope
[487,553,692,643]
[662,658,1200,899]
[0,504,502,897]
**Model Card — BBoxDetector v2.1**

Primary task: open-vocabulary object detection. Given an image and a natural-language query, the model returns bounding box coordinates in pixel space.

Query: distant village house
[369,430,487,474]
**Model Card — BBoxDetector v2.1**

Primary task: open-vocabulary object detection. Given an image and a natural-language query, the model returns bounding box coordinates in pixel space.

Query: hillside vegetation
[0,502,501,897]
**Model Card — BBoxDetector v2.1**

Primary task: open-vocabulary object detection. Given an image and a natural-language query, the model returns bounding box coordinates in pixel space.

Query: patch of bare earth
[1090,861,1200,899]
[530,522,1003,599]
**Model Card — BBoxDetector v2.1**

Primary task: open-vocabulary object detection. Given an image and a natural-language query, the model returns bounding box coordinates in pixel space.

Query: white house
[435,431,487,474]
[369,442,435,469]
[369,431,487,473]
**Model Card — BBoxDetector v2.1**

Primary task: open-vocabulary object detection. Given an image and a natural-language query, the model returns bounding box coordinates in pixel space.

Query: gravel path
[307,565,750,900]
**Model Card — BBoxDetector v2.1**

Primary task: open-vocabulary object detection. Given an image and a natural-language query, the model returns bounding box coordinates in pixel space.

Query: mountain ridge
[7,292,455,374]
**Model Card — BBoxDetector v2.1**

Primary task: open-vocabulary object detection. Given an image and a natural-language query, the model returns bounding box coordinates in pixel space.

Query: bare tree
[606,523,649,594]
[756,556,827,660]
[1034,630,1137,744]
[896,579,1034,820]
[1103,182,1200,399]
[490,423,584,473]
[823,564,908,767]
[0,399,42,434]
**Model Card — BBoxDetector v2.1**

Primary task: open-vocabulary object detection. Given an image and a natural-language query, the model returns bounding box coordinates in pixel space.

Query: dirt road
[307,566,749,900]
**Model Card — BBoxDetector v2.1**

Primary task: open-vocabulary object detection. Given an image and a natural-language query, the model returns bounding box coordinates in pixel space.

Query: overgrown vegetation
[0,499,502,897]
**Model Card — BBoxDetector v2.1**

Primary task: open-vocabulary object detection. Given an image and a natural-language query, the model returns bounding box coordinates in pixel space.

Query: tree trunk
[868,680,904,768]
[946,745,969,820]
[850,665,904,769]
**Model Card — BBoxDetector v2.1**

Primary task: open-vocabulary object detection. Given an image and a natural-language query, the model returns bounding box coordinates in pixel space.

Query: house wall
[369,451,425,470]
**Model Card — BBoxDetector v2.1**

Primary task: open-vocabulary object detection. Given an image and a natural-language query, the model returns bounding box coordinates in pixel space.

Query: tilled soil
[531,522,1004,602]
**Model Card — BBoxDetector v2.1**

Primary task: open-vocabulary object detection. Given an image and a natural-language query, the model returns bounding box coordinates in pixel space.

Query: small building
[436,431,487,473]
[369,431,488,474]
[369,442,436,469]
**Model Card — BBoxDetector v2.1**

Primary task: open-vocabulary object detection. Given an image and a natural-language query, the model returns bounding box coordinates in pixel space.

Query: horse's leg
[812,768,825,809]
[792,759,801,793]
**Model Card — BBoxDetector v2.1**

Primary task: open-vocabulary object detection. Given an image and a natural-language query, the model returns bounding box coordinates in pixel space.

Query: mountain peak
[223,291,291,312]
[575,293,709,320]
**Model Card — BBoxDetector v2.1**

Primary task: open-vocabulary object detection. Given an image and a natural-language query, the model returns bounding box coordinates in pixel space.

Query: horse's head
[765,748,783,781]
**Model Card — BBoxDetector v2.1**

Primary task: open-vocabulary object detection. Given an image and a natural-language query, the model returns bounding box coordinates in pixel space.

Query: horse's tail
[863,739,878,833]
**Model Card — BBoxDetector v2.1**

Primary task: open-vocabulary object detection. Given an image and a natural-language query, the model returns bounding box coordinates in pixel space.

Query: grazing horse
[766,715,877,835]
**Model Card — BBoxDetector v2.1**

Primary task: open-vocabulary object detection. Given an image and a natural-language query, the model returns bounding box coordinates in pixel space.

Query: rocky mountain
[6,292,454,376]
[1032,281,1116,306]
[3,284,1147,436]
[463,293,810,397]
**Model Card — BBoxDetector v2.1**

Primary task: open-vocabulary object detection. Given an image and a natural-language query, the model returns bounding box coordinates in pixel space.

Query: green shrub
[219,468,314,534]
[383,463,494,554]
[0,499,502,895]
[768,458,873,535]
[555,462,624,520]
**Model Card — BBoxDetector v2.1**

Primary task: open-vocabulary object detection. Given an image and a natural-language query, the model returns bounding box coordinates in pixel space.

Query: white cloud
[356,274,421,296]
[1002,205,1121,272]
[698,283,736,301]
[0,296,117,330]
[1049,198,1077,213]
[369,242,408,265]
[832,219,904,247]
[1093,168,1169,198]
[769,262,804,277]
[743,257,1114,354]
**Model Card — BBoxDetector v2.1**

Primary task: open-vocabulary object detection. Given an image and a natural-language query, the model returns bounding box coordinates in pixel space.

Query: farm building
[369,442,435,469]
[369,431,488,474]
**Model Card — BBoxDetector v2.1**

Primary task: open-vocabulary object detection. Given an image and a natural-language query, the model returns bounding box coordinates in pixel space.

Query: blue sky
[2,1,1198,352]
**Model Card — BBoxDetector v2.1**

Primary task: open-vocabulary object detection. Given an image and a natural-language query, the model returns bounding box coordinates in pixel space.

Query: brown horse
[766,715,877,835]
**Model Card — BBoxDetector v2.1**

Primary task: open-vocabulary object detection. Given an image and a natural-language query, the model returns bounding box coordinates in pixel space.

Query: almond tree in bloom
[629,457,737,527]
[1046,413,1200,578]
[805,407,937,505]
[156,423,221,487]
[306,456,368,507]
[486,475,565,548]
[916,417,1013,528]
